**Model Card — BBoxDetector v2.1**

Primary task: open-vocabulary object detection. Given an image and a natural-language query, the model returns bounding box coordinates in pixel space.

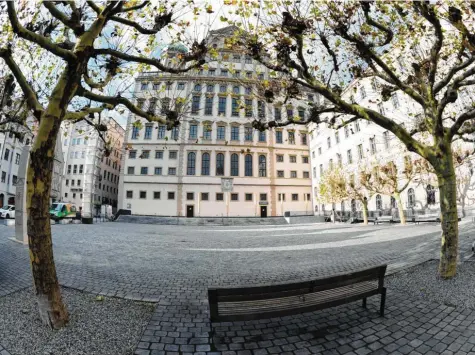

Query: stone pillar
[14,145,30,244]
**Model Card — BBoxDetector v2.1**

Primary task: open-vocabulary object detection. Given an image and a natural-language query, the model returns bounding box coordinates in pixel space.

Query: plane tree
[228,0,475,278]
[0,0,209,328]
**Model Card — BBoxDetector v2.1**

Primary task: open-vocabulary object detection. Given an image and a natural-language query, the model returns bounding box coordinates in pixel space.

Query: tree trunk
[434,151,459,279]
[27,113,68,328]
[362,199,368,225]
[394,192,406,225]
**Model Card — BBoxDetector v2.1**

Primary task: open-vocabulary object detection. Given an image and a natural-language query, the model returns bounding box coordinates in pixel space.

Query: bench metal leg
[362,298,367,308]
[380,287,387,317]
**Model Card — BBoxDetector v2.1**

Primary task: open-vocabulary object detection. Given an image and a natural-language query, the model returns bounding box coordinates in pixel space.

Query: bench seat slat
[218,281,378,315]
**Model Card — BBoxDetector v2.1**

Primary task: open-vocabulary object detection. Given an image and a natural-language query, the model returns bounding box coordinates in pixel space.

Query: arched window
[341,201,345,212]
[376,194,382,210]
[258,155,267,177]
[390,196,396,208]
[193,84,201,92]
[216,153,224,176]
[187,152,196,175]
[351,199,356,212]
[230,153,239,176]
[201,153,210,176]
[233,86,240,94]
[427,185,436,205]
[408,188,415,207]
[321,204,325,211]
[245,154,253,176]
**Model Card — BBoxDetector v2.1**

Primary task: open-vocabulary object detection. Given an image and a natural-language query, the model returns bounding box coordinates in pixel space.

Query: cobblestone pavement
[1,221,474,354]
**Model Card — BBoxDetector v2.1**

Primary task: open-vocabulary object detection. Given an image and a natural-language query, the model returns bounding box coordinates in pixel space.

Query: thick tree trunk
[27,112,68,328]
[434,151,459,279]
[394,192,406,225]
[362,199,368,225]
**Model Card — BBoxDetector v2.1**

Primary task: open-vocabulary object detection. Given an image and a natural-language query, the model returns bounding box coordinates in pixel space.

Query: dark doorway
[186,205,194,218]
[260,206,267,218]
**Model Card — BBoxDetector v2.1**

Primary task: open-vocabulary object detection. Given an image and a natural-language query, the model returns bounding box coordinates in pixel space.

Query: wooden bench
[208,265,387,322]
[414,214,440,224]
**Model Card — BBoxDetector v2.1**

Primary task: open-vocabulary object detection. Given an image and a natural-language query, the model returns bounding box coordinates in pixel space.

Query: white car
[0,205,15,219]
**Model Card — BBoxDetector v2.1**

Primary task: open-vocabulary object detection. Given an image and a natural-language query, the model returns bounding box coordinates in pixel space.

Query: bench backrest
[209,265,387,320]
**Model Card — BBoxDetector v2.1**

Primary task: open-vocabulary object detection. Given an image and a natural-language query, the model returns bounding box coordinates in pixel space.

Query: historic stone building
[118,26,313,217]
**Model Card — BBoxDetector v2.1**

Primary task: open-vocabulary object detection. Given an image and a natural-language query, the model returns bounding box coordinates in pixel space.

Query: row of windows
[66,165,119,184]
[64,137,86,146]
[131,124,308,145]
[126,190,310,202]
[0,172,17,185]
[1,148,20,165]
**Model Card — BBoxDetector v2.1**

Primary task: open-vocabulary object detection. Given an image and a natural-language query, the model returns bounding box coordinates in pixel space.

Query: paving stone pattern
[0,222,474,354]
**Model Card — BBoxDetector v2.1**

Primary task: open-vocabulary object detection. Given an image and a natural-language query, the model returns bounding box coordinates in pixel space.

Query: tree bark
[27,112,68,328]
[433,149,459,279]
[362,199,368,225]
[394,192,406,225]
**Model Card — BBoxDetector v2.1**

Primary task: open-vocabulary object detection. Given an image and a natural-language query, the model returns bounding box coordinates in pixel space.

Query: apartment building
[309,76,475,215]
[118,26,313,217]
[61,118,124,216]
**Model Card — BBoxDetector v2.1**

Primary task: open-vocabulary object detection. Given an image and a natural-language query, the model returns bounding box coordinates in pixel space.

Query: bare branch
[434,55,475,94]
[109,11,172,35]
[42,2,84,36]
[450,107,475,138]
[93,48,205,73]
[63,105,112,121]
[0,47,44,119]
[6,2,75,61]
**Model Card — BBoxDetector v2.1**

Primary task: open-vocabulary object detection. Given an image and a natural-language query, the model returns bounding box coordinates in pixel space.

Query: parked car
[0,205,15,219]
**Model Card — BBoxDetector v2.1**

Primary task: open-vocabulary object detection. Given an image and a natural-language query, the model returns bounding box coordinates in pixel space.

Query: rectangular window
[4,149,9,161]
[245,127,253,141]
[231,126,240,141]
[259,193,267,201]
[287,107,293,119]
[126,190,133,198]
[257,101,265,118]
[290,155,297,163]
[187,192,194,200]
[302,156,309,163]
[147,99,157,113]
[201,192,209,201]
[347,149,353,164]
[378,103,385,116]
[131,126,140,140]
[129,150,137,159]
[141,150,150,159]
[216,193,224,201]
[384,131,390,149]
[301,133,307,145]
[392,93,399,108]
[274,107,282,121]
[359,86,366,99]
[245,99,253,117]
[313,167,316,178]
[207,84,214,93]
[303,171,310,178]
[191,96,200,114]
[127,167,135,175]
[335,131,340,144]
[71,179,75,186]
[203,125,212,140]
[157,125,166,139]
[65,179,69,186]
[154,191,161,199]
[288,131,295,144]
[73,165,77,174]
[327,137,331,148]
[141,82,148,90]
[277,170,284,177]
[168,167,176,175]
[276,131,283,144]
[370,138,377,155]
[205,96,213,115]
[291,171,297,178]
[208,69,215,76]
[245,55,252,64]
[154,167,162,175]
[245,193,253,201]
[139,191,146,199]
[298,108,305,120]
[278,193,285,201]
[155,150,163,159]
[217,126,225,140]
[79,165,83,174]
[77,179,81,186]
[67,165,71,174]
[140,167,148,175]
[144,124,153,140]
[355,121,360,132]
[219,85,227,93]
[221,69,228,77]
[276,155,284,162]
[232,98,239,117]
[189,124,198,139]
[218,97,227,115]
[344,126,349,138]
[258,131,266,142]
[169,151,177,159]
[292,194,298,201]
[15,153,20,164]
[168,192,175,200]
[231,193,238,201]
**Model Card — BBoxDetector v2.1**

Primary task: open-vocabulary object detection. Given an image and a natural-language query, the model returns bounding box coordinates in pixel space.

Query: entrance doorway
[260,206,267,218]
[186,205,194,217]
